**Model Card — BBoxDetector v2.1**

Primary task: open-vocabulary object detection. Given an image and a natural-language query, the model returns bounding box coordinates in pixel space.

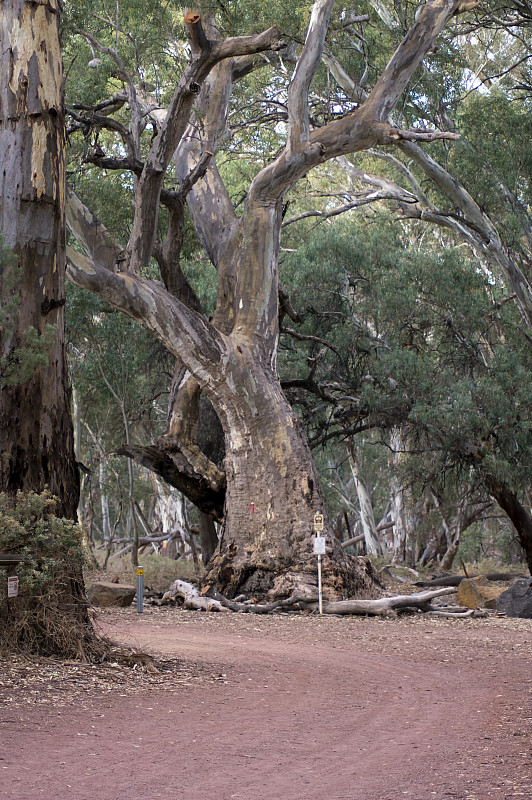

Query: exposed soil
[1,607,531,800]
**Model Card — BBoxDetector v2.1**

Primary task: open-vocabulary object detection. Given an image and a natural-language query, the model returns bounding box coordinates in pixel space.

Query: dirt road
[1,608,531,800]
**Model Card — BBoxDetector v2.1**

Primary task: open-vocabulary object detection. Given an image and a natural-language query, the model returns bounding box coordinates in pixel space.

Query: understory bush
[0,491,106,658]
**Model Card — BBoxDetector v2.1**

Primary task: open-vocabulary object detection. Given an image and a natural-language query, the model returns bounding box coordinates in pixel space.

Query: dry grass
[87,552,204,594]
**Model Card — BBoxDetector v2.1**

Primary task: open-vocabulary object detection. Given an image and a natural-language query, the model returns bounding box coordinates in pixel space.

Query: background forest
[61,0,531,577]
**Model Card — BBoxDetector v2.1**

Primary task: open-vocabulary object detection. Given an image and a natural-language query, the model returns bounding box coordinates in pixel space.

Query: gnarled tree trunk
[65,1,469,598]
[206,360,372,598]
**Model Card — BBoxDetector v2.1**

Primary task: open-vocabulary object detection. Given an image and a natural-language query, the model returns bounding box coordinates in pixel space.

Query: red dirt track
[1,608,531,800]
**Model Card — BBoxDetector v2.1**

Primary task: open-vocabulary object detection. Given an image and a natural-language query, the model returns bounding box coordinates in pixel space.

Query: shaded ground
[1,607,531,800]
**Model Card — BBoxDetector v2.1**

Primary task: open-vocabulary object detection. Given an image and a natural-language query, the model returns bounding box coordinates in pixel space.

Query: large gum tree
[65,0,475,599]
[0,0,78,519]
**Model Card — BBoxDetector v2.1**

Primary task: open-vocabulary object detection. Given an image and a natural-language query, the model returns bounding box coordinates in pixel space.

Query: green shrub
[0,491,105,659]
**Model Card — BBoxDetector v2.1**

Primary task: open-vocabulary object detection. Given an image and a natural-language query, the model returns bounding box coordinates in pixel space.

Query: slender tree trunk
[197,512,218,564]
[98,458,111,547]
[151,476,186,559]
[0,0,78,518]
[347,440,382,556]
[389,430,416,565]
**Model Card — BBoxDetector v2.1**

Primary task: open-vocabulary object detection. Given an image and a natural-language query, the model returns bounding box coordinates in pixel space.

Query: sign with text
[313,512,324,532]
[313,536,326,555]
[7,576,19,598]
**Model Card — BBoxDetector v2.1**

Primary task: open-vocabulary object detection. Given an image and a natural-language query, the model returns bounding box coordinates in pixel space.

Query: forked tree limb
[65,247,227,389]
[249,0,466,205]
[287,0,335,152]
[126,22,284,274]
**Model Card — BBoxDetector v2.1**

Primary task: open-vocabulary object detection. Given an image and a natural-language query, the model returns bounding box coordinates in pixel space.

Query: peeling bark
[0,0,78,517]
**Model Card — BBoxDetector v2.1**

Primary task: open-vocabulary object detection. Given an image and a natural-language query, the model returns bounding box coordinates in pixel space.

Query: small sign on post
[313,512,325,615]
[7,576,19,598]
[136,566,144,613]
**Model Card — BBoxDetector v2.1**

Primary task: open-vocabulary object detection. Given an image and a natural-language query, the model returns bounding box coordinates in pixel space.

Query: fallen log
[426,608,475,618]
[305,587,456,616]
[415,573,526,588]
[210,586,457,615]
[160,582,457,616]
[208,591,305,614]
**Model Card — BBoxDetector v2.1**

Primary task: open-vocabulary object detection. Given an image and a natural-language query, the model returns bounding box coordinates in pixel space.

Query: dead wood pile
[157,580,465,617]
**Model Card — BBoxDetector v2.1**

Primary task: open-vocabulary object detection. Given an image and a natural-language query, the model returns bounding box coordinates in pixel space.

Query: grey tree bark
[347,440,382,556]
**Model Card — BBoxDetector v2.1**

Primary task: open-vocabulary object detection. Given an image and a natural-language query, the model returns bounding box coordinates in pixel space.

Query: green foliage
[451,88,532,250]
[0,492,102,658]
[0,491,85,570]
[67,283,170,437]
[282,216,532,497]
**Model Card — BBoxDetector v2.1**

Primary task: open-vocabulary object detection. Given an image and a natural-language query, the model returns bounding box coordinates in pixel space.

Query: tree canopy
[22,0,531,584]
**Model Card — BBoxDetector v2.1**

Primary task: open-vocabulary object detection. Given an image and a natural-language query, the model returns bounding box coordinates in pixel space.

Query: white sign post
[7,576,19,598]
[313,513,325,615]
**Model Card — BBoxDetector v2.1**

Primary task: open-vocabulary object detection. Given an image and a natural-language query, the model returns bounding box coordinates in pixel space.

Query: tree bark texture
[0,0,78,518]
[204,360,375,599]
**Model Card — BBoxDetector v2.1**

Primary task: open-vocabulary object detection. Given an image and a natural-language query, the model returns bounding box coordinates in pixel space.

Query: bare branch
[76,31,143,157]
[287,0,335,151]
[66,247,225,389]
[363,0,465,122]
[281,327,341,357]
[66,187,123,271]
[381,126,460,144]
[282,189,418,228]
[67,108,130,143]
